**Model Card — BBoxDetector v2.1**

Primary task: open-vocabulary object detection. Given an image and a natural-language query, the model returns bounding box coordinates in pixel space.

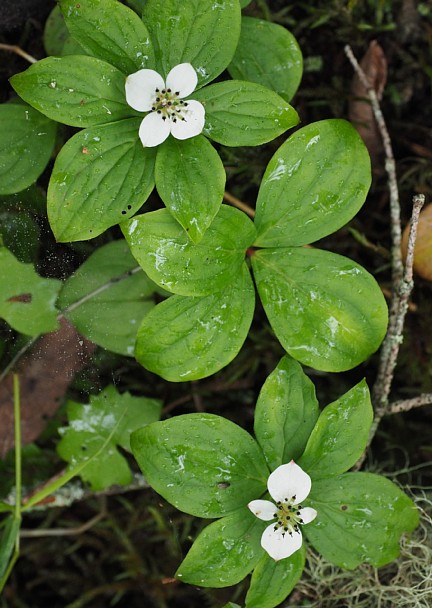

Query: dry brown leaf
[0,318,95,458]
[348,40,388,167]
[401,203,432,282]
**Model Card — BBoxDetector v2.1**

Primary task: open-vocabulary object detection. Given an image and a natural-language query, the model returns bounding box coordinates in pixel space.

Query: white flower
[248,461,317,561]
[125,62,205,147]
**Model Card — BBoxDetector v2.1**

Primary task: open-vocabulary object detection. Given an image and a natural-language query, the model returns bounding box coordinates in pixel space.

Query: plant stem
[0,43,37,64]
[223,191,255,218]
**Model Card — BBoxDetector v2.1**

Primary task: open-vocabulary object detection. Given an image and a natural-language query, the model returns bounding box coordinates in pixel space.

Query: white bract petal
[261,523,303,561]
[298,506,318,524]
[248,499,277,521]
[170,100,205,140]
[139,112,171,147]
[267,460,312,504]
[166,63,198,98]
[125,69,165,112]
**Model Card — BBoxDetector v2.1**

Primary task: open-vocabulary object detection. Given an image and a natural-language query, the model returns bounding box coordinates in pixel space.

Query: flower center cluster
[151,88,188,123]
[273,496,304,537]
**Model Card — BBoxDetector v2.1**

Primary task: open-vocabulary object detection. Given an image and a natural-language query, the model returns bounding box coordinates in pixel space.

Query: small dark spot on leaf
[217,482,230,489]
[7,293,32,303]
[340,504,348,511]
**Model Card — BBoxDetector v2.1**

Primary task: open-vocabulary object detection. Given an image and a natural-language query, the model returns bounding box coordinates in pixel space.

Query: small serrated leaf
[0,248,60,335]
[58,240,161,356]
[57,386,162,491]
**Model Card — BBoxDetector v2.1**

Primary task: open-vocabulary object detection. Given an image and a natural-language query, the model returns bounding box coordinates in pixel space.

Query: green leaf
[123,205,255,296]
[245,546,305,608]
[143,0,241,87]
[131,413,268,518]
[254,355,319,471]
[298,380,373,479]
[0,104,57,195]
[195,81,299,146]
[176,508,263,587]
[155,135,226,243]
[58,240,161,356]
[305,473,419,569]
[48,119,156,242]
[134,263,255,380]
[252,247,388,372]
[10,56,133,127]
[60,0,155,74]
[240,0,252,6]
[229,17,302,102]
[0,516,20,580]
[254,120,371,247]
[0,248,60,335]
[44,5,86,57]
[57,385,162,491]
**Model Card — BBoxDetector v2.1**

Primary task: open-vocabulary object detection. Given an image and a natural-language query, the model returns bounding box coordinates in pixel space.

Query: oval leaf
[195,80,299,146]
[298,380,373,479]
[123,205,255,296]
[254,119,371,247]
[155,135,226,243]
[135,264,255,381]
[143,0,241,87]
[60,0,155,74]
[48,119,156,242]
[44,5,86,56]
[58,240,161,356]
[176,508,263,587]
[10,55,133,127]
[245,546,305,608]
[229,17,303,102]
[58,385,162,491]
[0,248,60,336]
[254,355,319,471]
[0,104,57,195]
[252,247,388,372]
[131,414,269,518]
[305,472,419,569]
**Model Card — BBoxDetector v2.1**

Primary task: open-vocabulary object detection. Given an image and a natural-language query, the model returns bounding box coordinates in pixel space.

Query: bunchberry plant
[131,356,418,607]
[10,0,298,243]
